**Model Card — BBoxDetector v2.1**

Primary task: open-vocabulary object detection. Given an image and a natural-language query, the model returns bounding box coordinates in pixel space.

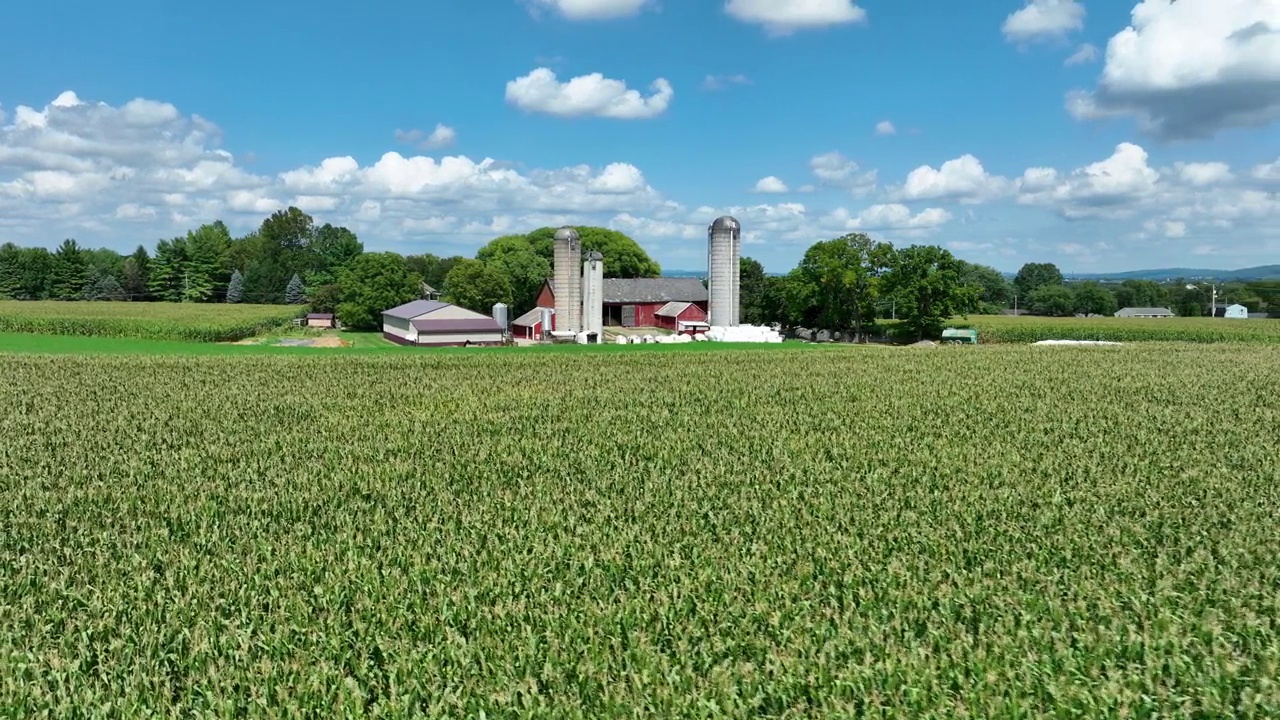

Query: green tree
[882,245,978,341]
[1114,279,1168,309]
[49,239,89,300]
[148,238,187,302]
[82,265,125,301]
[121,257,146,300]
[285,273,306,304]
[182,223,230,302]
[309,224,363,286]
[1013,262,1064,302]
[1071,281,1118,316]
[443,258,515,313]
[307,283,342,314]
[475,235,550,316]
[0,243,22,299]
[957,261,1014,312]
[787,233,894,338]
[526,226,660,278]
[15,248,53,299]
[336,253,419,330]
[1028,285,1076,316]
[739,257,772,325]
[226,269,245,303]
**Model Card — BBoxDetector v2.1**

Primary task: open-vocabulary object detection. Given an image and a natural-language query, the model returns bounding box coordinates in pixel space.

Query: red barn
[510,306,550,340]
[654,301,710,335]
[533,277,708,331]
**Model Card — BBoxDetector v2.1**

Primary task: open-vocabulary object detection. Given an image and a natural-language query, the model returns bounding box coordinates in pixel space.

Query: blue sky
[0,0,1276,273]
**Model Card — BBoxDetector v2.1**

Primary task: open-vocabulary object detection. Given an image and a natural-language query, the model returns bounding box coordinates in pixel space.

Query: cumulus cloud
[1174,161,1234,186]
[1067,0,1280,139]
[1252,157,1280,183]
[525,0,653,19]
[897,155,1010,203]
[505,68,673,119]
[809,151,877,195]
[1017,142,1160,217]
[822,204,952,233]
[586,163,648,194]
[724,0,867,35]
[394,123,457,150]
[1002,0,1086,42]
[753,176,789,193]
[874,120,896,136]
[1064,43,1098,66]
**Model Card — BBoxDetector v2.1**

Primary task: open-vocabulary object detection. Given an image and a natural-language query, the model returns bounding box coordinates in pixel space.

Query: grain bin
[707,216,741,327]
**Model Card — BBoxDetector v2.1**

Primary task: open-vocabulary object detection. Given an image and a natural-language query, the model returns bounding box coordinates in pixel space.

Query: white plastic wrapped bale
[674,333,692,343]
[706,324,784,343]
[616,335,628,345]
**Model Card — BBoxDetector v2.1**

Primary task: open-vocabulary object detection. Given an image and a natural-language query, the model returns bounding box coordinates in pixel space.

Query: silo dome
[710,216,740,234]
[586,250,604,262]
[554,226,581,242]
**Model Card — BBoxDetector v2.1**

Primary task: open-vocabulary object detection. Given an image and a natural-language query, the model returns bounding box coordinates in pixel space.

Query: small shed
[1115,307,1175,318]
[1213,303,1248,319]
[511,306,550,340]
[654,301,708,334]
[304,313,336,329]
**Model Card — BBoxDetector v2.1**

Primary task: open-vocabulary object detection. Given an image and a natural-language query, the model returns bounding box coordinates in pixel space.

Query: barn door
[622,305,636,327]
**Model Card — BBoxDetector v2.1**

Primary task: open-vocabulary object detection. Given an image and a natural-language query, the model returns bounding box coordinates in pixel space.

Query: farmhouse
[382,299,504,347]
[1213,303,1249,319]
[1115,307,1175,318]
[304,313,336,328]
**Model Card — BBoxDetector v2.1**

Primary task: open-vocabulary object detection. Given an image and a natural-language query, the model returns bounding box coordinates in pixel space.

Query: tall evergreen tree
[147,238,187,302]
[285,273,305,304]
[49,239,89,300]
[0,243,22,299]
[226,269,245,303]
[121,258,146,300]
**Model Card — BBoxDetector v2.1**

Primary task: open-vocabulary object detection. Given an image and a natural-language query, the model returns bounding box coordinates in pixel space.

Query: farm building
[1213,304,1249,319]
[304,313,336,328]
[510,307,554,340]
[1115,307,1175,318]
[534,277,709,330]
[382,299,504,347]
[654,301,710,335]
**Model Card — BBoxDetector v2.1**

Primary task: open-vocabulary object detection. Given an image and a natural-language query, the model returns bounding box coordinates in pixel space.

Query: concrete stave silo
[707,216,741,327]
[553,226,583,333]
[582,250,604,341]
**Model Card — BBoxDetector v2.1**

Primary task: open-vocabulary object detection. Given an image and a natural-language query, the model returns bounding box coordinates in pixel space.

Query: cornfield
[945,314,1280,344]
[0,301,302,342]
[2,345,1278,716]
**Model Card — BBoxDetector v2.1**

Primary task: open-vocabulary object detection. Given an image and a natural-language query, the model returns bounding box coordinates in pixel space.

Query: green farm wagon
[941,328,978,345]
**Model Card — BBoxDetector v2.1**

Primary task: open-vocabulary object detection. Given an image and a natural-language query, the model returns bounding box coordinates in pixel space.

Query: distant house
[1212,303,1249,319]
[304,313,336,329]
[1115,307,1175,318]
[382,299,504,347]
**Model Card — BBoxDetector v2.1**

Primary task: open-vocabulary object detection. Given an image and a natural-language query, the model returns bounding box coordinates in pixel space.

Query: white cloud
[1017,142,1168,218]
[703,74,751,91]
[1067,0,1280,139]
[394,123,457,150]
[822,204,952,233]
[753,176,789,193]
[1065,43,1098,66]
[809,151,877,195]
[1253,158,1280,182]
[1002,0,1086,42]
[724,0,867,35]
[874,120,896,136]
[505,68,673,119]
[1147,219,1187,238]
[587,163,648,194]
[1174,161,1233,186]
[897,155,1010,203]
[525,0,652,20]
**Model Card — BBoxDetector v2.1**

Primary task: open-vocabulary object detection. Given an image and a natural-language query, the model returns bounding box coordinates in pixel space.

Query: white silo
[492,302,508,334]
[553,226,583,333]
[707,216,741,327]
[582,250,604,341]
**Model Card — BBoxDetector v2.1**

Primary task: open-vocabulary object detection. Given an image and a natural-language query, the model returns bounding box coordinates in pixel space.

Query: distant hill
[1071,265,1280,281]
[661,270,704,278]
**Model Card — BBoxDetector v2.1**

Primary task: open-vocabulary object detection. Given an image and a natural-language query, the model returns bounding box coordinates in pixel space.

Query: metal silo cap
[554,226,581,242]
[586,251,604,261]
[709,216,740,233]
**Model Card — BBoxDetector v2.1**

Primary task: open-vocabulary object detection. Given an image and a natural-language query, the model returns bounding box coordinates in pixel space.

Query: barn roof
[411,318,503,333]
[383,299,449,320]
[511,307,548,327]
[1115,307,1174,317]
[603,278,708,304]
[654,301,693,317]
[305,313,334,320]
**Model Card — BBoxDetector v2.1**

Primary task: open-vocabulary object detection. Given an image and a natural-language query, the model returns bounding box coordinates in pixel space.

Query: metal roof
[383,299,449,320]
[1115,307,1175,316]
[709,216,740,234]
[305,313,334,320]
[603,278,708,304]
[586,250,604,262]
[654,301,693,317]
[411,318,502,333]
[554,227,580,242]
[511,307,548,326]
